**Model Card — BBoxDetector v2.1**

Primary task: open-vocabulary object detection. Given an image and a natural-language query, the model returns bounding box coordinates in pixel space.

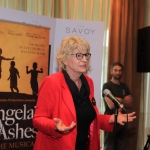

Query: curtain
[0,0,111,149]
[108,0,144,150]
[137,1,150,150]
[0,0,54,16]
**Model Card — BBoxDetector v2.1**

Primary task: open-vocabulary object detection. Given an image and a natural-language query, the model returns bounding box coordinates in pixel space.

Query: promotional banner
[53,19,104,108]
[0,19,50,150]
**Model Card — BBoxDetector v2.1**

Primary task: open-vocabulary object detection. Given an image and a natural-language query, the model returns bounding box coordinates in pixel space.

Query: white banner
[53,19,104,108]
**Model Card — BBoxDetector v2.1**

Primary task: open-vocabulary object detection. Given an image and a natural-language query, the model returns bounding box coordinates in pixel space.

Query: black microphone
[103,89,126,112]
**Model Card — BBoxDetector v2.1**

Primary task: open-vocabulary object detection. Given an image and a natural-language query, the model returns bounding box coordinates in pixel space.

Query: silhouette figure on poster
[26,62,43,96]
[0,48,14,79]
[7,61,20,93]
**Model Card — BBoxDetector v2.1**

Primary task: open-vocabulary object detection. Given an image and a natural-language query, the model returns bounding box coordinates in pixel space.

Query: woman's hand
[117,109,136,125]
[109,108,136,125]
[53,118,76,133]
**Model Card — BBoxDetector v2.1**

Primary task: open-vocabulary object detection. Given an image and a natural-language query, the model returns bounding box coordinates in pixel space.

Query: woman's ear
[63,58,68,66]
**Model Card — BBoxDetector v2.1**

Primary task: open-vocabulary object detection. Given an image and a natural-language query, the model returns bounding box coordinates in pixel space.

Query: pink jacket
[33,72,113,150]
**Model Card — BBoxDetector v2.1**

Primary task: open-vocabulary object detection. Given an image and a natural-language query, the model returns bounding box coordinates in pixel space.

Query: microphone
[103,89,126,112]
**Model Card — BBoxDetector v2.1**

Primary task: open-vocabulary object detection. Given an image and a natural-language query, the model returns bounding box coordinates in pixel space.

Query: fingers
[70,121,76,128]
[127,116,136,122]
[124,112,136,123]
[53,118,76,134]
[63,121,76,133]
[127,112,136,121]
[53,118,60,123]
[128,111,136,116]
[119,122,125,126]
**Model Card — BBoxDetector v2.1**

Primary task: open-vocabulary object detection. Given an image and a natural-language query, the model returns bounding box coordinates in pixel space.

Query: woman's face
[64,48,90,76]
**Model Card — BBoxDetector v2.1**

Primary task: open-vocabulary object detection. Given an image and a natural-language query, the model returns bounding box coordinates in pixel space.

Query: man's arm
[116,95,133,109]
[104,96,115,109]
[104,95,133,110]
[102,82,116,109]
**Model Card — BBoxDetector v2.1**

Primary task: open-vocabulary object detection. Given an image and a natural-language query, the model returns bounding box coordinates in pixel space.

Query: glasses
[70,53,91,60]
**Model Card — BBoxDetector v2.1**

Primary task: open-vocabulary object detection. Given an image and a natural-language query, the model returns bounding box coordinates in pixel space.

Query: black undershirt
[62,70,96,150]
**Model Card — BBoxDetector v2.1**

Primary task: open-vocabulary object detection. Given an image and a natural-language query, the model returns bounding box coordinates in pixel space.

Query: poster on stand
[0,19,50,150]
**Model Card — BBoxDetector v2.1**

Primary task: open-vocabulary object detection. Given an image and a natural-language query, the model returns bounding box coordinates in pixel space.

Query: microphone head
[103,89,111,96]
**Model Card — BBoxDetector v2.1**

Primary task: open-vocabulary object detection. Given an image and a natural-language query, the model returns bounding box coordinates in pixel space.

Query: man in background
[102,62,133,150]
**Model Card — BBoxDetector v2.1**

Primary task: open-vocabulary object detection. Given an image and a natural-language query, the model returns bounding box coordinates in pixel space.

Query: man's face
[111,65,123,80]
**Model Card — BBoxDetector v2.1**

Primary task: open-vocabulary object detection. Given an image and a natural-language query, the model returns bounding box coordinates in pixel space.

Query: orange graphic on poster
[0,20,50,95]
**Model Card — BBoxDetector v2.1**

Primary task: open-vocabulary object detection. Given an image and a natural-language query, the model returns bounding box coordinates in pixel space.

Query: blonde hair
[56,36,90,71]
